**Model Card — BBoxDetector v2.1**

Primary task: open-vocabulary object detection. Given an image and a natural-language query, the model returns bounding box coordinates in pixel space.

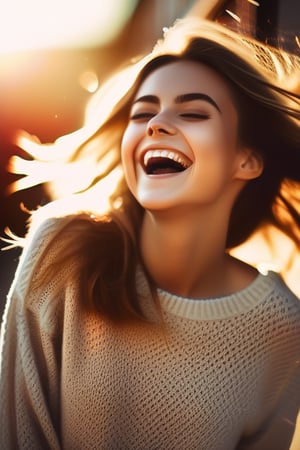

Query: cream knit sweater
[0,217,300,450]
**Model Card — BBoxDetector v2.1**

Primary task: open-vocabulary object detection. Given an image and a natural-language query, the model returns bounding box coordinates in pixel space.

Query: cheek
[192,122,230,157]
[120,126,131,156]
[120,127,138,188]
[220,111,239,151]
[192,125,237,179]
[121,125,141,161]
[121,128,133,167]
[203,118,237,155]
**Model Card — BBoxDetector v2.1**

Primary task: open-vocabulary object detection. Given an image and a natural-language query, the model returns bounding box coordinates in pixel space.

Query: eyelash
[180,113,209,120]
[129,112,209,121]
[130,112,155,120]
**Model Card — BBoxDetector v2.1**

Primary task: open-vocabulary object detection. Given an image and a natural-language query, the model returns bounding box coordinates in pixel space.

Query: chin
[136,198,174,211]
[135,192,192,214]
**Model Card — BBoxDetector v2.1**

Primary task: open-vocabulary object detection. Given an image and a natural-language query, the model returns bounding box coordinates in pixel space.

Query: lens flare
[0,0,138,52]
[79,70,99,93]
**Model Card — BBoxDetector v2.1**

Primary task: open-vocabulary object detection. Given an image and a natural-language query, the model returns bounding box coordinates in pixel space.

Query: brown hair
[11,18,300,321]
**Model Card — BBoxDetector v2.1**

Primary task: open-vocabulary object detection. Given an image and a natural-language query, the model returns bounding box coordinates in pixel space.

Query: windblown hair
[9,18,300,321]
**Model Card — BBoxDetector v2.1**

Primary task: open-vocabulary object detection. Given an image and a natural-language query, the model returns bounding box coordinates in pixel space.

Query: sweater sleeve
[237,291,300,450]
[237,387,300,450]
[0,217,72,449]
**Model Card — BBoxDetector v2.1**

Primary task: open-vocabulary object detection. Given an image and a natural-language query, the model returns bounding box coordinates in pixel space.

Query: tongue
[146,157,185,175]
[152,166,180,174]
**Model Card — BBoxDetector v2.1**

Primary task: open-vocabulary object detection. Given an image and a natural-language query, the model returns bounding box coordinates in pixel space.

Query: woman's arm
[237,338,300,450]
[0,217,70,449]
[238,394,300,450]
[0,290,62,448]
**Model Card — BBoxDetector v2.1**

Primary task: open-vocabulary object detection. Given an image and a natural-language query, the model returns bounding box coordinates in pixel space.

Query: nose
[147,114,176,137]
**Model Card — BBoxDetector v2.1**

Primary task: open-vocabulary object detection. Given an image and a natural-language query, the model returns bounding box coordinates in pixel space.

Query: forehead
[135,60,234,103]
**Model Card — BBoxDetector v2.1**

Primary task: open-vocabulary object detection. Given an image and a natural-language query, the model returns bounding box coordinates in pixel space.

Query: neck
[140,206,232,298]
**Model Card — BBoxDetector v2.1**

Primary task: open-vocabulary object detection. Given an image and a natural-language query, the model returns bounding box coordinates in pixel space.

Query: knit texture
[1,217,300,450]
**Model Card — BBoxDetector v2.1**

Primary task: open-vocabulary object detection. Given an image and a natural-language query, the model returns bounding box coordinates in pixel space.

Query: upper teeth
[143,150,191,168]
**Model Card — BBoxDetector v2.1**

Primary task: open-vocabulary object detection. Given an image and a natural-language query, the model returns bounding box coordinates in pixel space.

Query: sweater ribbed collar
[137,268,281,321]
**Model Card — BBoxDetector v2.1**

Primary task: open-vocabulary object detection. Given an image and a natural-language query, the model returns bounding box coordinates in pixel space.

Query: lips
[142,149,192,175]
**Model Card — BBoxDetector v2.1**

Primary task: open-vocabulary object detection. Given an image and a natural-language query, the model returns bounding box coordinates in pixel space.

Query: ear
[234,149,264,181]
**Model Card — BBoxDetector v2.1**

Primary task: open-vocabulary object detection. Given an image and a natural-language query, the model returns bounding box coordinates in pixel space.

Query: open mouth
[142,149,192,175]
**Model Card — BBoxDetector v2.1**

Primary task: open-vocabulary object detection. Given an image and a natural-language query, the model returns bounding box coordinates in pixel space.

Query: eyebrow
[175,93,221,112]
[133,92,221,113]
[132,95,159,105]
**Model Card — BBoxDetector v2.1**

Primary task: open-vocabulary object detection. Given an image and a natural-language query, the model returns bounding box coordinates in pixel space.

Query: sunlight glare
[231,226,300,297]
[0,0,138,53]
[79,70,99,93]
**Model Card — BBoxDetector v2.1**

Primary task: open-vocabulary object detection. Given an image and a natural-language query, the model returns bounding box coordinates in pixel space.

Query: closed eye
[180,113,209,120]
[129,112,155,121]
[129,112,209,121]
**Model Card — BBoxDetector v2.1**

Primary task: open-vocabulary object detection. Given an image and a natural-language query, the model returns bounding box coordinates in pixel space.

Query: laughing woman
[0,18,300,450]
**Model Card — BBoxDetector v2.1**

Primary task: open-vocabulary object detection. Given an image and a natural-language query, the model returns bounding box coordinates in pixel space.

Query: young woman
[0,18,300,449]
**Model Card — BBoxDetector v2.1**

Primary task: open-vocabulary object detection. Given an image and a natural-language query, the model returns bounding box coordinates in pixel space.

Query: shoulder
[267,272,300,342]
[264,270,300,310]
[10,214,77,300]
[254,271,300,357]
[9,211,108,311]
[252,270,300,326]
[226,262,300,339]
[228,255,300,313]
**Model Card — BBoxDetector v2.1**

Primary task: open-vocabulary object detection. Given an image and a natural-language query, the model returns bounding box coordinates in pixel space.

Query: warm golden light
[0,0,138,53]
[225,9,241,23]
[231,226,300,298]
[79,70,99,93]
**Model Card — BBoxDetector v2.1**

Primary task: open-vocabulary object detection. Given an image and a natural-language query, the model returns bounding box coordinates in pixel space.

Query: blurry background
[1,0,300,316]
